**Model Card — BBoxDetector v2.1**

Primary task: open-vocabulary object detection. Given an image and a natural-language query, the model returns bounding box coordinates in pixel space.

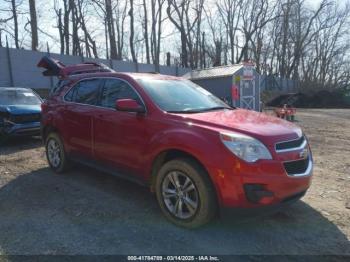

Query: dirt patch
[0,109,349,255]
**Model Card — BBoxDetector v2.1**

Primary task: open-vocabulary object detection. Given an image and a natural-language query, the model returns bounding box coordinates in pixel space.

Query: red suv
[39,57,313,228]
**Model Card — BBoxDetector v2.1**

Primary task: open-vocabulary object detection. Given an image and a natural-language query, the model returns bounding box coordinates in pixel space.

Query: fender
[145,128,221,168]
[41,109,65,143]
[142,126,233,204]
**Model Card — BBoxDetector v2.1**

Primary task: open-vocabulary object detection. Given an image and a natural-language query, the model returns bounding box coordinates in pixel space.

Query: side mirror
[115,99,145,113]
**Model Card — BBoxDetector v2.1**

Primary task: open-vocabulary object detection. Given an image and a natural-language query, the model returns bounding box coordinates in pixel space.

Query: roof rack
[67,62,115,76]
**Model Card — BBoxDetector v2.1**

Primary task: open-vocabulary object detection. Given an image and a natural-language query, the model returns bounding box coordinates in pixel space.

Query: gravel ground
[0,109,349,255]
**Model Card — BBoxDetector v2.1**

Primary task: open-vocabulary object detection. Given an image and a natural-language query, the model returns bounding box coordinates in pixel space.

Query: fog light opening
[244,184,274,204]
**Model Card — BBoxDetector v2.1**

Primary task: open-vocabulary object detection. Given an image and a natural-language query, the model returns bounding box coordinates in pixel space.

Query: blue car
[0,87,42,137]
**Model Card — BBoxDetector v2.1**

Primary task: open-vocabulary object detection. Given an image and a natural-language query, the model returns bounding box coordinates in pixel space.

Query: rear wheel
[46,132,69,173]
[155,158,217,228]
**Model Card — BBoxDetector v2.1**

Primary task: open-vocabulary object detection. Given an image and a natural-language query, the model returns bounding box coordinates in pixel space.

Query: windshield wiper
[167,106,233,114]
[167,110,201,114]
[196,106,232,112]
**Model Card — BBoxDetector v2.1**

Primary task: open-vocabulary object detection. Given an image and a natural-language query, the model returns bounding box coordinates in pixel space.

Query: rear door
[93,78,148,177]
[62,78,103,158]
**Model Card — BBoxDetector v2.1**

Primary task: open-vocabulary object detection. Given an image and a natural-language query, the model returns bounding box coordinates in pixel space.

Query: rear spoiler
[37,56,115,78]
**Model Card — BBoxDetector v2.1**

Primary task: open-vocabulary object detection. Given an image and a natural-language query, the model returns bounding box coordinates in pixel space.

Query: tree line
[0,0,349,89]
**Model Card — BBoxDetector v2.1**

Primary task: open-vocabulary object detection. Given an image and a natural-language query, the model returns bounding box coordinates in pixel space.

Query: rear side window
[99,79,141,108]
[50,80,70,97]
[65,79,102,105]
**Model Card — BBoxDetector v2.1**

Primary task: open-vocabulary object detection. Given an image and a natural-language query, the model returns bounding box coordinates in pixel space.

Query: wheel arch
[42,125,59,142]
[149,148,221,205]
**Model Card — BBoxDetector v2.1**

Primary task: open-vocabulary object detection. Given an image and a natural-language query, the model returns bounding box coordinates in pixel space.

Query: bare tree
[217,0,243,64]
[151,0,166,70]
[76,0,98,58]
[115,0,128,59]
[142,0,151,64]
[105,0,118,59]
[129,0,137,62]
[301,1,350,88]
[2,0,22,48]
[0,0,350,92]
[63,0,71,54]
[167,0,204,68]
[28,0,38,51]
[204,6,224,66]
[53,1,65,54]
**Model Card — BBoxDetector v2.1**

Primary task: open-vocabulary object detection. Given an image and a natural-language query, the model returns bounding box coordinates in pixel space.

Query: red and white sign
[242,62,255,80]
[231,85,239,100]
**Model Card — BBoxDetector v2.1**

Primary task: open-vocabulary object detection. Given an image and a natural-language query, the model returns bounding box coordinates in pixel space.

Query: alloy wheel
[162,171,199,219]
[47,138,61,168]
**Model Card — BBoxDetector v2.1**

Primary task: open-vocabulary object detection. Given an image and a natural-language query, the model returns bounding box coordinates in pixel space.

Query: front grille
[283,157,309,176]
[10,113,41,124]
[276,136,305,152]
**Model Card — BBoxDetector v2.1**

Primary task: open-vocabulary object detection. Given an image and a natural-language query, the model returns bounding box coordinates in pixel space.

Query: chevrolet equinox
[39,57,313,228]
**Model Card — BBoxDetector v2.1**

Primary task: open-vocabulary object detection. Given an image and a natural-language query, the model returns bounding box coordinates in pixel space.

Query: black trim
[62,77,147,114]
[276,136,305,151]
[283,157,309,176]
[69,154,148,187]
[244,184,274,203]
[9,113,41,124]
[220,189,308,218]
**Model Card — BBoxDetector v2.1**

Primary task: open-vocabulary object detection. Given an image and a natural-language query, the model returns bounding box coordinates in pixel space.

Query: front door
[93,78,148,178]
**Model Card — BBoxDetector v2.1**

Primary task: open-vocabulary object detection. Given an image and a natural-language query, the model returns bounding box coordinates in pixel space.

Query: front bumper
[208,154,313,209]
[220,189,307,219]
[0,121,41,136]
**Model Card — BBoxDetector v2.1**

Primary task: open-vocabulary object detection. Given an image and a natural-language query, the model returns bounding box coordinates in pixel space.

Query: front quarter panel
[143,124,236,205]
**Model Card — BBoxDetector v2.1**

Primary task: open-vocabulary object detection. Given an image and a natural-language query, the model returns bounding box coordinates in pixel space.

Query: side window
[100,79,141,109]
[65,79,101,105]
[50,79,70,97]
[64,84,76,102]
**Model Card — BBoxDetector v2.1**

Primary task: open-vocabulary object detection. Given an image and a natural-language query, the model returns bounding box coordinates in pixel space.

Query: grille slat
[10,114,41,124]
[276,136,305,152]
[283,157,309,176]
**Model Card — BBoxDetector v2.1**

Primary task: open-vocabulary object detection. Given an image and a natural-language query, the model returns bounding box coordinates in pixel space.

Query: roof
[66,71,184,81]
[182,64,243,80]
[123,72,184,80]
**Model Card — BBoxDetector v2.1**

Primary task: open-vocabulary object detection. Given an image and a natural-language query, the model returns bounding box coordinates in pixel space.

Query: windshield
[137,79,231,113]
[0,89,42,106]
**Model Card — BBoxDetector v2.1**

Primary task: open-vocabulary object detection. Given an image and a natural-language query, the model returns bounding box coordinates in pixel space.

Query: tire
[45,132,69,173]
[155,158,217,228]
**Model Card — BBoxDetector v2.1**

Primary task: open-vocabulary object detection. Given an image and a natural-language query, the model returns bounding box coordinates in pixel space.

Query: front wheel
[155,158,217,228]
[46,132,69,173]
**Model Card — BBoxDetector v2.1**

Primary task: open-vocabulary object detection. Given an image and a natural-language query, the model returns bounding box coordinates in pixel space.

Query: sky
[0,0,349,63]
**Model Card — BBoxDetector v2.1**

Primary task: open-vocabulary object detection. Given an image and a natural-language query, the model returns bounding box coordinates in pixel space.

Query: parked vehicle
[39,56,313,228]
[275,104,297,121]
[0,87,42,137]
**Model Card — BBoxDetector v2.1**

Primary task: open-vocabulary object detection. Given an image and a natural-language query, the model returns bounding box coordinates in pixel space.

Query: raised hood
[175,109,302,146]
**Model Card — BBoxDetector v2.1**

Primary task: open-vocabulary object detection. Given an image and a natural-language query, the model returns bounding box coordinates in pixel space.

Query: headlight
[220,132,272,162]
